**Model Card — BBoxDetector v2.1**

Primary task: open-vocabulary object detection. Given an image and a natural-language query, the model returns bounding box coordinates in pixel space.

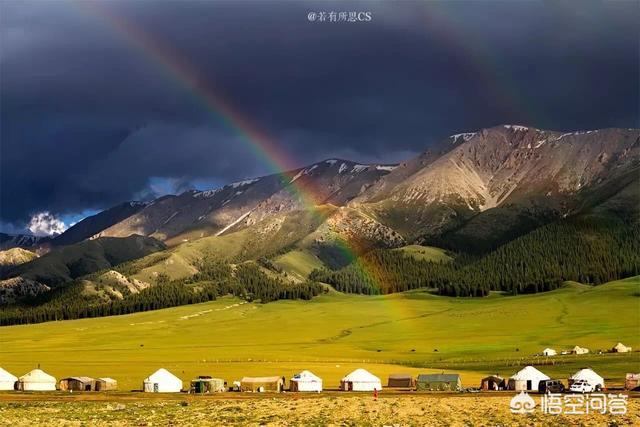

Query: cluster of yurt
[490,365,608,393]
[0,367,119,392]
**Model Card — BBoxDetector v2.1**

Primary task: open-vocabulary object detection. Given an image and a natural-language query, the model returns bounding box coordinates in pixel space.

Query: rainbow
[78,2,413,304]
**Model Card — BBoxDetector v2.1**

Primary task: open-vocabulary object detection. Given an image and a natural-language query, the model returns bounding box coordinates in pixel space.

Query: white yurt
[570,368,604,389]
[340,368,382,392]
[508,366,550,392]
[0,367,18,390]
[17,369,57,391]
[143,368,182,393]
[542,348,557,356]
[290,370,322,392]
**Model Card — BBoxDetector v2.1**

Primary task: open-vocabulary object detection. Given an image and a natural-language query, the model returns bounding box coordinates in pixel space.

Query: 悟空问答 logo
[510,391,536,414]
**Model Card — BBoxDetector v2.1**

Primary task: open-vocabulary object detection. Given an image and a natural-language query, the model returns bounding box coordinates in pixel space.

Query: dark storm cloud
[1,0,638,231]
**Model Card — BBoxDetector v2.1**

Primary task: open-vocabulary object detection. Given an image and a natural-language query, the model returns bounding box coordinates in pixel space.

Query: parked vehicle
[539,379,565,393]
[569,379,596,393]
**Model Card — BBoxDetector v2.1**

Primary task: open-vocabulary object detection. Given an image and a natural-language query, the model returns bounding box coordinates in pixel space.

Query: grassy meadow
[0,276,638,391]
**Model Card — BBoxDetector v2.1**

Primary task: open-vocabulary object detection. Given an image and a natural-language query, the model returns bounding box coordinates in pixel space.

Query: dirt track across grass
[0,392,638,426]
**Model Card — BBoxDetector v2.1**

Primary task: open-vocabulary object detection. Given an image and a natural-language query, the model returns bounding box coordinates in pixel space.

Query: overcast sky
[1,0,638,235]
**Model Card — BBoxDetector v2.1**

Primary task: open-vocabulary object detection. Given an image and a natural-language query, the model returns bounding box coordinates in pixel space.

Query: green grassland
[0,276,638,391]
[394,245,453,263]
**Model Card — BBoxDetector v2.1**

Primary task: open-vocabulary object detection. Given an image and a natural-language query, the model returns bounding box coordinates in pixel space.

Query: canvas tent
[507,366,550,392]
[143,368,182,393]
[17,369,56,391]
[572,346,589,355]
[0,367,17,391]
[542,348,557,356]
[240,376,285,392]
[290,370,322,392]
[387,374,415,388]
[480,375,505,391]
[59,376,95,391]
[340,369,381,392]
[612,343,632,353]
[95,378,118,391]
[416,374,462,391]
[190,376,226,393]
[570,368,604,390]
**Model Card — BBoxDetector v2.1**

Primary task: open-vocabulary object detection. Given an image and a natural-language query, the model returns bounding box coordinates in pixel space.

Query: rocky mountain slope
[354,126,639,249]
[1,125,637,308]
[91,159,396,246]
[0,248,38,275]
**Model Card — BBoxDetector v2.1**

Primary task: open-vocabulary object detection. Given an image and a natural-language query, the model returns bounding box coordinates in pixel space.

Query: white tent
[340,368,381,392]
[17,369,56,391]
[570,368,604,389]
[143,368,182,393]
[542,348,557,356]
[572,346,589,355]
[290,370,322,392]
[0,367,17,391]
[612,342,632,353]
[508,366,550,392]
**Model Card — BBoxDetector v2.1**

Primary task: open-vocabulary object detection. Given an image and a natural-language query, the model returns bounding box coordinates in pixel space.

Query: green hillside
[3,236,166,287]
[394,245,453,263]
[0,276,637,391]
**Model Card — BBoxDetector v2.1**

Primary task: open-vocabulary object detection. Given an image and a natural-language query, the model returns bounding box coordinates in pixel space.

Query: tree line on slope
[0,259,323,326]
[310,217,640,297]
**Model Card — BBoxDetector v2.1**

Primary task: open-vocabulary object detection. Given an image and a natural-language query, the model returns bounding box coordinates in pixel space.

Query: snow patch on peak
[230,178,259,189]
[194,187,223,199]
[351,164,369,173]
[450,132,476,142]
[375,165,397,172]
[503,125,529,131]
[325,159,337,165]
[338,163,348,174]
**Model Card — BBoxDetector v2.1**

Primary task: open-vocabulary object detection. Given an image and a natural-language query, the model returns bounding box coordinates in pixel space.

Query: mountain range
[1,125,638,306]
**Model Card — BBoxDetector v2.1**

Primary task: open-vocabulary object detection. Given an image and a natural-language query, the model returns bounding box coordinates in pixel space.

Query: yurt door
[154,383,159,393]
[526,380,532,390]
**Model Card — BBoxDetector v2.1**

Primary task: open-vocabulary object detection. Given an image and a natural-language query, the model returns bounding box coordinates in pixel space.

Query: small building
[387,374,415,388]
[569,368,604,390]
[612,342,632,353]
[625,373,640,391]
[290,370,322,392]
[542,348,557,356]
[143,368,182,393]
[571,346,589,355]
[507,366,550,392]
[240,376,285,392]
[416,374,462,391]
[95,377,118,391]
[17,369,57,391]
[190,376,226,393]
[480,375,505,391]
[340,369,382,392]
[59,376,95,391]
[0,367,17,391]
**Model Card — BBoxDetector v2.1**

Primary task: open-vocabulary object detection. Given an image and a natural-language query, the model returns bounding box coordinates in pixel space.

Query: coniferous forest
[0,259,323,326]
[311,216,640,297]
[1,214,638,326]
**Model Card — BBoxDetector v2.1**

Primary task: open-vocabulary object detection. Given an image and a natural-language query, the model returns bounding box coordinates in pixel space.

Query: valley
[0,277,638,391]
